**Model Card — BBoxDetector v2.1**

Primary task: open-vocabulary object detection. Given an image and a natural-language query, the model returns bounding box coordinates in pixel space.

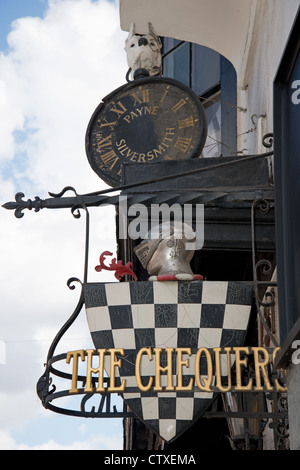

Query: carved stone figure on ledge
[134,221,202,281]
[125,22,162,80]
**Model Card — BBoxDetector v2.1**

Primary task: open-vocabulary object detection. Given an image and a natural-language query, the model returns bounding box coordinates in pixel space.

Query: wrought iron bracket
[37,352,134,419]
[32,203,134,419]
[3,137,274,218]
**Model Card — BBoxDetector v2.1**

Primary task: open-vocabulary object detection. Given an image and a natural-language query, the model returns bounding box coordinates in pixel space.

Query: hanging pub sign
[66,279,284,442]
[85,76,208,187]
[58,220,285,444]
[33,218,287,444]
[33,235,288,444]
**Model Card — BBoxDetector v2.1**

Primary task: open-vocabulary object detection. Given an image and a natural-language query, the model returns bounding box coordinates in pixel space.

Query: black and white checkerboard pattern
[84,280,252,442]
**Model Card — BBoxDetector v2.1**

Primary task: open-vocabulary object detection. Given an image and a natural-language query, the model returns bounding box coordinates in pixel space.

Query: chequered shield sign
[84,280,253,442]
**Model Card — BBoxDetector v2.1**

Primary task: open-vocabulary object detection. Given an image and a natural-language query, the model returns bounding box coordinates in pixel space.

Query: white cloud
[0,0,128,449]
[0,0,127,193]
[0,430,123,450]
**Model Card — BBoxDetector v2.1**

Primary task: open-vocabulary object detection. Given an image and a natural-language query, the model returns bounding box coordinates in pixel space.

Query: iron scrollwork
[250,157,278,348]
[35,203,133,419]
[262,133,274,148]
[2,192,43,219]
[267,392,289,450]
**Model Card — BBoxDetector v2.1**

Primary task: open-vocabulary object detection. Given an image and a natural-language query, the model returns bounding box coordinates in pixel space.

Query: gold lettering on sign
[66,349,85,394]
[65,346,288,396]
[176,348,193,391]
[214,347,232,393]
[252,347,273,392]
[153,347,174,391]
[234,347,253,391]
[135,347,153,392]
[84,349,105,393]
[165,127,176,138]
[195,348,213,392]
[115,129,176,162]
[123,105,159,123]
[108,348,126,392]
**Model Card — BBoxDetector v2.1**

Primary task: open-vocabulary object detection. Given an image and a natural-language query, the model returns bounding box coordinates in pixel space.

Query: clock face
[85,77,207,187]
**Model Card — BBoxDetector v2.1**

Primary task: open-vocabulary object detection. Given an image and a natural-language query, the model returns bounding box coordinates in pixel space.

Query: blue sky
[0,0,129,450]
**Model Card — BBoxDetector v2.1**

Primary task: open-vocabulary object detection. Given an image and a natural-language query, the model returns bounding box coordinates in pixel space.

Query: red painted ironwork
[95,251,137,281]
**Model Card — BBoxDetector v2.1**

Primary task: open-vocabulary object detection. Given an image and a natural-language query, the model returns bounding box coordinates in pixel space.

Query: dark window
[162,39,237,157]
[274,9,300,344]
[191,44,220,96]
[163,42,190,88]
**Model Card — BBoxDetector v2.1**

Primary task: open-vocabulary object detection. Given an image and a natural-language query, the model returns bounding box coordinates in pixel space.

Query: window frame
[162,39,237,157]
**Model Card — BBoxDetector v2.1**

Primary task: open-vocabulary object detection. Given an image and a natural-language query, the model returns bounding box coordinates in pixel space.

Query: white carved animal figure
[125,22,162,79]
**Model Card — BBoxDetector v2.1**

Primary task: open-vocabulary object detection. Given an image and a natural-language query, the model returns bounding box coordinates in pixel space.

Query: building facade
[118,0,300,450]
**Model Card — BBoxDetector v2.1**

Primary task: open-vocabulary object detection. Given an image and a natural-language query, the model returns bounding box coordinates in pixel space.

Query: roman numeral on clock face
[130,88,150,106]
[174,136,193,152]
[97,134,112,150]
[109,101,127,118]
[159,85,170,104]
[178,116,195,128]
[101,150,119,170]
[98,118,117,130]
[172,98,188,113]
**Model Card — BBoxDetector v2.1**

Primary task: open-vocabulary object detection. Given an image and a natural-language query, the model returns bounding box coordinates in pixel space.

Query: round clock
[85,76,207,187]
